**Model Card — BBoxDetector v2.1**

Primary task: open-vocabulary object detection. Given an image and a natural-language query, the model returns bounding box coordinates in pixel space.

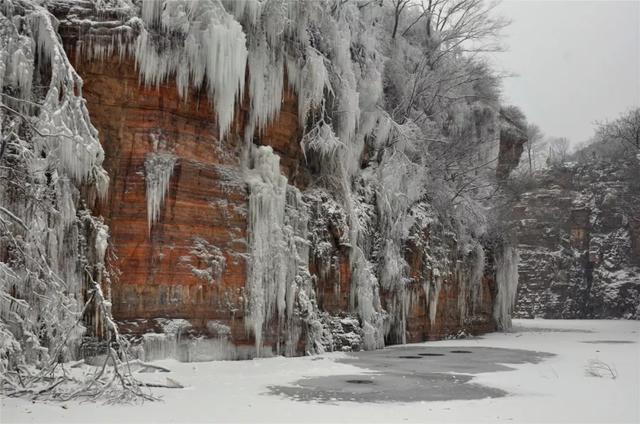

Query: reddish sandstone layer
[69,49,310,345]
[403,230,496,342]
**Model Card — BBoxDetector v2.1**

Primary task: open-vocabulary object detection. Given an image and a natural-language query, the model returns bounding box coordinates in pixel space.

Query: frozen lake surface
[2,319,638,423]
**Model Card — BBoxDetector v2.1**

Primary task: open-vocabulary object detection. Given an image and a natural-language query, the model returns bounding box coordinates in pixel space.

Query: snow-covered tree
[596,108,640,151]
[0,0,150,401]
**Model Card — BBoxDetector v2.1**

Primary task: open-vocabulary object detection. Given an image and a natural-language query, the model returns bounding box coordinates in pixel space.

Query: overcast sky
[489,0,640,145]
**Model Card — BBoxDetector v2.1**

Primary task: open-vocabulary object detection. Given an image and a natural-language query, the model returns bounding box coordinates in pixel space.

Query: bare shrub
[585,359,617,379]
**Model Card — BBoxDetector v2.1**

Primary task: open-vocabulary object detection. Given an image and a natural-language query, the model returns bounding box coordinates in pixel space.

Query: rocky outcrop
[513,157,640,319]
[496,111,528,180]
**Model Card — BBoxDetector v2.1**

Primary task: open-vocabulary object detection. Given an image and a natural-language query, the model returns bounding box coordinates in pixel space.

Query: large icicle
[493,244,519,330]
[244,146,289,354]
[27,7,109,194]
[145,152,177,231]
[243,145,320,356]
[469,243,486,315]
[286,47,332,129]
[244,33,284,144]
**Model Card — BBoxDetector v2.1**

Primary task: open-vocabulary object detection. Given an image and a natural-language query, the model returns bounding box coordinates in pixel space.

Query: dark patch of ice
[345,379,374,385]
[269,346,553,403]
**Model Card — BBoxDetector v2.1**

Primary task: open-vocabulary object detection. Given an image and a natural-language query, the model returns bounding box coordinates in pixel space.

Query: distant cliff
[513,154,640,319]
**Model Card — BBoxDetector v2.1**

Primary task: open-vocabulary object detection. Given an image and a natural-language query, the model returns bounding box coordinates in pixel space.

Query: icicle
[349,245,384,350]
[141,0,163,27]
[428,274,443,327]
[77,25,137,63]
[243,145,316,356]
[493,244,519,330]
[286,47,332,128]
[469,244,486,314]
[222,0,263,27]
[244,33,284,144]
[95,225,109,267]
[3,33,34,102]
[0,1,110,372]
[244,146,289,354]
[134,0,248,139]
[145,152,177,231]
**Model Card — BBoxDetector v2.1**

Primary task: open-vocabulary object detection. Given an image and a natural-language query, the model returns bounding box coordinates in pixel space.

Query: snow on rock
[514,156,640,319]
[180,237,227,284]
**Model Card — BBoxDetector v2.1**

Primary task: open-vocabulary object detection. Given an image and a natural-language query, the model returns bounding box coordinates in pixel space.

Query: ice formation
[145,152,177,231]
[244,145,320,355]
[244,146,289,352]
[428,274,443,326]
[469,243,486,315]
[140,318,246,361]
[244,33,284,143]
[135,0,248,138]
[493,244,519,330]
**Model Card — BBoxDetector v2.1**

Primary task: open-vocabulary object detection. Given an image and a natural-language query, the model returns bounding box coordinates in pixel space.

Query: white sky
[489,0,640,144]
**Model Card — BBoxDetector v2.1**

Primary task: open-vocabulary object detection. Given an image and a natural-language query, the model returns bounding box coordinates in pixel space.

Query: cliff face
[513,157,640,319]
[69,50,315,348]
[72,53,249,343]
[48,1,518,361]
[67,51,497,357]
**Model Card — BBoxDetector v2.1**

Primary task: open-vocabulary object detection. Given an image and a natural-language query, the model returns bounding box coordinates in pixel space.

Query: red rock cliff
[55,4,501,357]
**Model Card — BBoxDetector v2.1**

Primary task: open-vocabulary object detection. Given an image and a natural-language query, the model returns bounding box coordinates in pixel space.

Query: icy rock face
[42,0,519,360]
[513,157,640,319]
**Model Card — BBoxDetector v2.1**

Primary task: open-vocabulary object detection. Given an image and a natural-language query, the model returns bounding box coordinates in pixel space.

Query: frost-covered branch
[0,0,149,403]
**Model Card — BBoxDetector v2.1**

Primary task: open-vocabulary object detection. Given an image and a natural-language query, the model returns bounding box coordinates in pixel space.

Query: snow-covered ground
[2,319,638,423]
